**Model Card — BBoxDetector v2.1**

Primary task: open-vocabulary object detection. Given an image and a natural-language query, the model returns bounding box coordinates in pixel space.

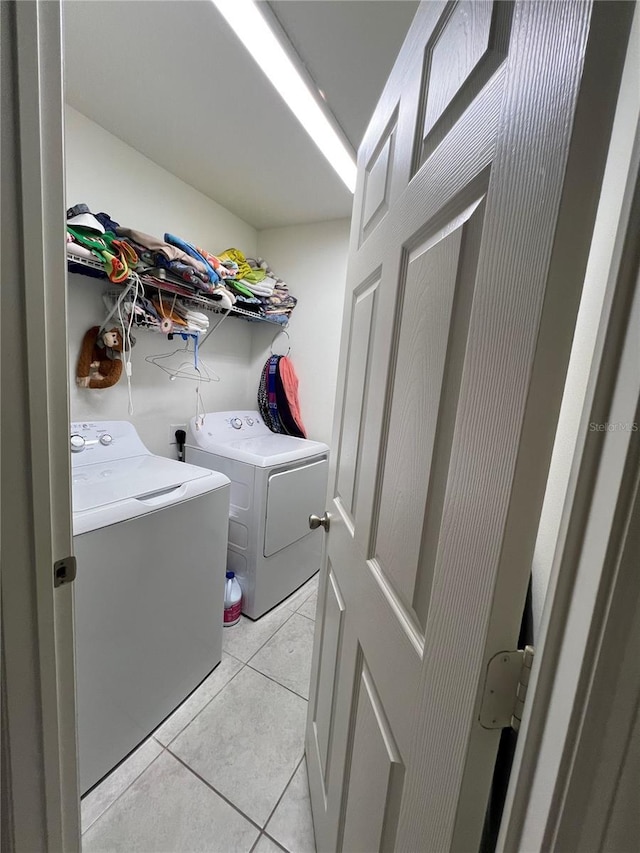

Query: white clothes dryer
[71,420,230,793]
[185,411,329,619]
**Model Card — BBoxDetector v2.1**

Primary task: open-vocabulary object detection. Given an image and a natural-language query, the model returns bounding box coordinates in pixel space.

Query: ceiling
[63,0,418,230]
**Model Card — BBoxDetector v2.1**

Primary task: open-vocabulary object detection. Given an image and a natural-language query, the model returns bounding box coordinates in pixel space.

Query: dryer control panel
[195,411,271,441]
[226,414,265,432]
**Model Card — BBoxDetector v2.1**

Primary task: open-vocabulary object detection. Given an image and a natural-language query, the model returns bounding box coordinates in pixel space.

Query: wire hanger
[270,328,291,357]
[145,333,220,383]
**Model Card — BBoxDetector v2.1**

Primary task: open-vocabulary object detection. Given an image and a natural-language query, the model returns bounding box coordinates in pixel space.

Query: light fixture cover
[213,0,357,193]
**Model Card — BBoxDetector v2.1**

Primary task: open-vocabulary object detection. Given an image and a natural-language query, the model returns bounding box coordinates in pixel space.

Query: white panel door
[306,2,633,851]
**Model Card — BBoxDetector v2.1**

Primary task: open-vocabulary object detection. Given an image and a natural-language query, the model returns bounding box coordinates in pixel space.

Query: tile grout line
[261,753,306,844]
[248,833,262,853]
[81,747,167,835]
[245,661,310,703]
[223,606,295,668]
[248,830,289,853]
[156,661,248,748]
[263,829,294,852]
[261,830,291,852]
[241,608,298,666]
[293,579,319,609]
[261,754,317,853]
[166,746,265,835]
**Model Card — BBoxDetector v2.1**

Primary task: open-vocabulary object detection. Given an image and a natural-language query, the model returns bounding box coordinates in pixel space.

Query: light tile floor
[82,574,319,853]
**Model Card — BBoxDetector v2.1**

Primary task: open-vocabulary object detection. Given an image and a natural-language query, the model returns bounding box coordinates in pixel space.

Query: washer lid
[73,455,224,512]
[72,455,229,535]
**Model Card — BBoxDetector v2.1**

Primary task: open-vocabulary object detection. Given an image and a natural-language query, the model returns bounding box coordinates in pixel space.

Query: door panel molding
[311,563,346,801]
[414,0,514,172]
[366,558,424,659]
[334,270,381,526]
[338,657,405,853]
[370,197,487,624]
[412,198,486,629]
[360,107,399,245]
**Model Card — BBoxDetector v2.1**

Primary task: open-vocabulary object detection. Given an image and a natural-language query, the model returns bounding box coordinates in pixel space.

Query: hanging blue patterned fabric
[258,358,273,429]
[267,355,284,433]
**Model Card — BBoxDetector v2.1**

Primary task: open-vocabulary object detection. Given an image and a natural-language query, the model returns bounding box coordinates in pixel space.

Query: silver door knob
[309,513,330,532]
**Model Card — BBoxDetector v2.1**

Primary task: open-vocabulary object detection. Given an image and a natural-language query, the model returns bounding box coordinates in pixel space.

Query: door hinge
[479,645,535,732]
[54,555,77,588]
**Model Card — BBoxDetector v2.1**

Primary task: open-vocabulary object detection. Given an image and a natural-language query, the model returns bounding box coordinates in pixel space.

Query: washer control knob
[99,433,113,446]
[245,417,254,426]
[231,418,243,430]
[70,434,85,452]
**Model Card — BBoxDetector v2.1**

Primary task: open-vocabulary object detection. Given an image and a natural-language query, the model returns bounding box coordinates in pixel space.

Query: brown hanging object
[76,326,124,389]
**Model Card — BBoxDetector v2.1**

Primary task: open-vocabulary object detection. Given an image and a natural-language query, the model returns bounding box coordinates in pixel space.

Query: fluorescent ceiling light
[212,0,357,193]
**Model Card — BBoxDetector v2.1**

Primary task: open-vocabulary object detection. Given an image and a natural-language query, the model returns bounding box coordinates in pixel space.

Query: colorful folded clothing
[219,248,252,280]
[238,279,274,297]
[165,233,220,284]
[225,278,257,299]
[195,246,238,280]
[66,208,298,323]
[116,227,211,279]
[67,225,138,283]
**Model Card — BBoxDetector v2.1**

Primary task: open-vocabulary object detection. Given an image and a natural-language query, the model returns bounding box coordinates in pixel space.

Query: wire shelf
[67,252,289,329]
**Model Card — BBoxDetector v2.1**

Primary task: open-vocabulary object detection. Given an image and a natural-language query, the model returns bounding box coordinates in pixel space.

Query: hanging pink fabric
[278,356,307,438]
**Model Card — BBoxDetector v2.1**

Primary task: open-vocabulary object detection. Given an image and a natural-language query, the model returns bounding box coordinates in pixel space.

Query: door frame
[1,1,80,850]
[499,6,640,847]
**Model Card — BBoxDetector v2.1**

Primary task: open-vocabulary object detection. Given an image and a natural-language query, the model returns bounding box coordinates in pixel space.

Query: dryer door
[264,457,328,557]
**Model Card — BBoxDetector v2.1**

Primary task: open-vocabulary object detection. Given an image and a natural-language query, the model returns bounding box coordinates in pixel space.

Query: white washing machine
[186,411,329,619]
[71,420,230,794]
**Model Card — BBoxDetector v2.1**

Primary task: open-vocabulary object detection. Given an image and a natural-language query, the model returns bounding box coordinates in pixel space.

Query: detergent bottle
[224,571,242,626]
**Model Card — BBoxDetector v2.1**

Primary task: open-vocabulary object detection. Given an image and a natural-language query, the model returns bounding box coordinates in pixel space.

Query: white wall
[255,220,351,447]
[65,107,259,456]
[65,107,257,255]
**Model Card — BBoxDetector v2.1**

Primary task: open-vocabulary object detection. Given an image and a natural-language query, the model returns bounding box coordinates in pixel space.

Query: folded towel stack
[173,305,210,333]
